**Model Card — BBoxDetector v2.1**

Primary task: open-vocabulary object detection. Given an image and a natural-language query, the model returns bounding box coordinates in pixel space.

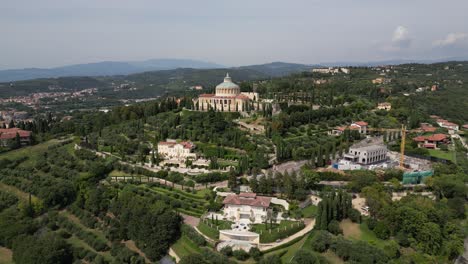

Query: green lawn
[301,204,318,218]
[251,220,305,243]
[279,234,309,263]
[0,182,40,203]
[427,149,455,162]
[340,219,390,249]
[0,139,62,163]
[171,235,202,259]
[197,220,232,240]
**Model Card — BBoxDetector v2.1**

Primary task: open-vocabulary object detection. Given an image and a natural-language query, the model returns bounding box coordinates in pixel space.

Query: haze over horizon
[2,0,468,70]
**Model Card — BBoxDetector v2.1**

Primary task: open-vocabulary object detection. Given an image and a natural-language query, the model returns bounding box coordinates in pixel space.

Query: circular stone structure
[215,73,241,96]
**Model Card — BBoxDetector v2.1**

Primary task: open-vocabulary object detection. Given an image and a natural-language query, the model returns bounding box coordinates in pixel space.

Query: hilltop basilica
[194,73,259,112]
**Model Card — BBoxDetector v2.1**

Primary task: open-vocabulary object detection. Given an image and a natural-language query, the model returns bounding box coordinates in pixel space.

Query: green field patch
[0,182,40,203]
[171,235,202,259]
[279,234,308,263]
[301,204,318,218]
[427,149,455,162]
[0,139,62,165]
[149,185,208,202]
[340,219,389,248]
[197,220,232,240]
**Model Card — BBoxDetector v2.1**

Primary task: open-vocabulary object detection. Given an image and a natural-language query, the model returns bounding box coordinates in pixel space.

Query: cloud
[391,26,411,48]
[380,26,412,52]
[433,33,467,46]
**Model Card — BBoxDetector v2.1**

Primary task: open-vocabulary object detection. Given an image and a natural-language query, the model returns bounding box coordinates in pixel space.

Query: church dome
[215,73,240,96]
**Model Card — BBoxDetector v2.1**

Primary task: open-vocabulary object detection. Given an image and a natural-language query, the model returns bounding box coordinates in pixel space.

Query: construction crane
[367,125,407,169]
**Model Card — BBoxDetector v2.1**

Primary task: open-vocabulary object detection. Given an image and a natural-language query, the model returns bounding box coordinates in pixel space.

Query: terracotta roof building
[222,193,272,223]
[0,128,32,147]
[413,134,449,149]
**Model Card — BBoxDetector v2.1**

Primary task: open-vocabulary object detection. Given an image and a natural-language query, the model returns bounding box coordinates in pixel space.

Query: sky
[1,0,468,69]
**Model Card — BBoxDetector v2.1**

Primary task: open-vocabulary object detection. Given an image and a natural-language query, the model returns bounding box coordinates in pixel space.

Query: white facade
[344,144,387,165]
[157,140,196,160]
[194,73,260,112]
[223,204,268,224]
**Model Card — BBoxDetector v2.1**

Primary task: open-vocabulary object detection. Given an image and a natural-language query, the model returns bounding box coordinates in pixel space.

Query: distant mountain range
[1,56,468,82]
[0,59,225,82]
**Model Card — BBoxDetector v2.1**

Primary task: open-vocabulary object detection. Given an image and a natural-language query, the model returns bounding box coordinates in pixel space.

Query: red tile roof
[0,128,31,140]
[413,134,448,142]
[199,94,215,97]
[413,136,426,142]
[223,193,271,208]
[426,134,447,141]
[353,121,368,126]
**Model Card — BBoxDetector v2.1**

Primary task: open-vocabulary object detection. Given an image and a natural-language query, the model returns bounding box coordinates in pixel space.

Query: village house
[331,121,368,136]
[436,119,459,132]
[413,134,449,149]
[222,193,272,224]
[0,128,32,147]
[418,123,437,133]
[377,102,392,111]
[157,139,196,160]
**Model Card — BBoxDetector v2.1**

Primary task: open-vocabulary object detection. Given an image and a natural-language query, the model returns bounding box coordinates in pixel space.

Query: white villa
[222,193,271,224]
[157,139,196,160]
[194,73,259,112]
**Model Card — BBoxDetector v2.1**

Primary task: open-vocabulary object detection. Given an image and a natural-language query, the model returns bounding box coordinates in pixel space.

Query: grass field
[171,235,202,259]
[301,204,318,218]
[197,220,232,240]
[0,247,13,264]
[278,234,309,263]
[427,149,455,162]
[340,219,388,248]
[0,139,61,163]
[0,182,40,203]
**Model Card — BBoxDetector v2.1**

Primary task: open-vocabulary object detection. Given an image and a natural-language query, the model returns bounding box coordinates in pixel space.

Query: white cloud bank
[433,33,467,46]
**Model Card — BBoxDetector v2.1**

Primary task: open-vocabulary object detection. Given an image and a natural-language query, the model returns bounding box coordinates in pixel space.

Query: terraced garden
[251,220,305,243]
[135,184,211,217]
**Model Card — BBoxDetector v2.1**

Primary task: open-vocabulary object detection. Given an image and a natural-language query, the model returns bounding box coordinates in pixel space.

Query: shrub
[181,225,206,246]
[310,230,334,253]
[348,208,361,223]
[259,254,281,264]
[249,247,262,261]
[366,217,378,230]
[327,220,342,235]
[220,246,233,256]
[374,221,390,240]
[232,249,249,261]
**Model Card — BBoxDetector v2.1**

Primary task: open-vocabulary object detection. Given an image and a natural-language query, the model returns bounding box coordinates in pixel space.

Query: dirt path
[181,213,200,227]
[168,248,180,263]
[258,218,315,251]
[123,240,152,264]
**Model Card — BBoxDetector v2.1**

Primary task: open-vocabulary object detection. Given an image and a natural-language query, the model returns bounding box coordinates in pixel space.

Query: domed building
[194,73,259,112]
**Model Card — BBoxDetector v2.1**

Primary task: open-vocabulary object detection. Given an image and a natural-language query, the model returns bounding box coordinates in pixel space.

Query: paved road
[258,218,315,251]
